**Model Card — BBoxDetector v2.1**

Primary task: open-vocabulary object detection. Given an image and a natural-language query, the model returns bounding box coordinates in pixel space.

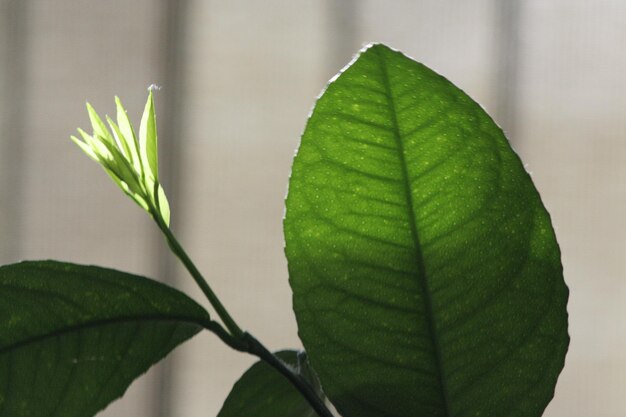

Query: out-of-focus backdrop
[0,1,624,416]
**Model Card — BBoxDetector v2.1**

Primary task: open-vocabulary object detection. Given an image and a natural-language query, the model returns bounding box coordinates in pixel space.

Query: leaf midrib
[374,46,451,417]
[0,314,208,355]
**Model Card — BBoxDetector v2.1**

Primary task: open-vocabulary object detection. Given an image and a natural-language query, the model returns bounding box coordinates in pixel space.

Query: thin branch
[153,212,244,339]
[242,333,335,417]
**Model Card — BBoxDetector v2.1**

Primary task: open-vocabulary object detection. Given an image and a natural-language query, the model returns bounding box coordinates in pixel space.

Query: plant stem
[155,217,244,339]
[203,319,248,352]
[154,213,333,417]
[243,332,335,417]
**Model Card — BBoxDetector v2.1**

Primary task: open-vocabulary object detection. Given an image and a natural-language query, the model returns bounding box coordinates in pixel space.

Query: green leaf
[155,180,171,226]
[86,103,114,146]
[70,135,98,162]
[0,260,210,417]
[114,96,142,173]
[218,350,321,417]
[98,161,150,211]
[76,128,110,163]
[95,135,145,196]
[106,115,135,165]
[139,90,159,181]
[284,43,569,417]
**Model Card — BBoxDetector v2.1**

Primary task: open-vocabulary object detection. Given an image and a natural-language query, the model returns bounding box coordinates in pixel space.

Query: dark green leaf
[218,350,321,417]
[0,260,210,417]
[284,44,569,417]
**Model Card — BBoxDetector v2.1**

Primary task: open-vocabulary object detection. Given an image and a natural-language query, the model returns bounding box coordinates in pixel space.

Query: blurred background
[0,1,624,416]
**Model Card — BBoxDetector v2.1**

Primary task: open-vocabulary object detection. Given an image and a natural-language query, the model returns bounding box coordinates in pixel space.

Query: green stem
[155,215,244,339]
[203,319,248,352]
[242,333,335,417]
[153,212,333,417]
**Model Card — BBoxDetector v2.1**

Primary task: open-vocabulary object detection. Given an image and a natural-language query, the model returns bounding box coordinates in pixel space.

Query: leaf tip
[114,96,126,112]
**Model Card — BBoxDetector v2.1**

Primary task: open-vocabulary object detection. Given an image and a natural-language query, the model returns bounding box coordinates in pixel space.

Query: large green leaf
[284,44,569,417]
[218,350,321,417]
[0,260,210,417]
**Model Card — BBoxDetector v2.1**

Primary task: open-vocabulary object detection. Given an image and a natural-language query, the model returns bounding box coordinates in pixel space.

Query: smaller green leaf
[77,128,111,162]
[114,96,142,173]
[218,350,323,417]
[106,115,135,164]
[72,129,149,211]
[100,164,149,211]
[155,180,171,226]
[0,261,211,417]
[70,135,98,161]
[139,90,159,181]
[96,136,145,196]
[72,92,172,226]
[86,102,114,146]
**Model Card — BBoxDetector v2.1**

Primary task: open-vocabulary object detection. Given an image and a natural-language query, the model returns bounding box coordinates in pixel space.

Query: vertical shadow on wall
[325,0,361,76]
[493,0,522,144]
[153,1,190,416]
[0,0,28,263]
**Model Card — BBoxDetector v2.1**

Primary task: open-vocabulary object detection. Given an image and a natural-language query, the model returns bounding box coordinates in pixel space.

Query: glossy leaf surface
[0,261,209,417]
[218,350,321,417]
[284,44,569,417]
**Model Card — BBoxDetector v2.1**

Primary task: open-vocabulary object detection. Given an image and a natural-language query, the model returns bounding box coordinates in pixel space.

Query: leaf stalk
[152,210,333,417]
[242,333,335,417]
[153,212,244,339]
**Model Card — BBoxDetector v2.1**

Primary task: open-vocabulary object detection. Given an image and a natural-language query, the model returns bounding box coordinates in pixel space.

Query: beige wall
[0,1,624,416]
